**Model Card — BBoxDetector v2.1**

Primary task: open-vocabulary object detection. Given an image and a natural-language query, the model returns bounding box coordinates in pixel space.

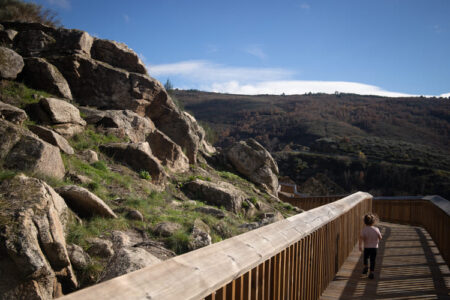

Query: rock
[0,46,24,79]
[238,222,259,231]
[153,108,201,164]
[64,172,93,184]
[109,230,176,261]
[0,100,27,124]
[0,120,65,179]
[86,238,114,258]
[50,54,158,114]
[56,185,117,219]
[21,57,73,99]
[126,209,144,221]
[13,29,56,56]
[29,125,74,154]
[183,179,245,213]
[98,247,160,282]
[146,129,189,172]
[0,175,77,299]
[52,123,85,138]
[81,149,99,163]
[54,28,94,56]
[13,26,93,57]
[39,97,85,125]
[243,200,258,218]
[194,206,226,219]
[100,142,167,183]
[80,107,155,143]
[188,219,211,250]
[154,222,182,237]
[226,139,279,194]
[67,244,91,270]
[91,38,147,74]
[0,28,18,46]
[258,211,284,227]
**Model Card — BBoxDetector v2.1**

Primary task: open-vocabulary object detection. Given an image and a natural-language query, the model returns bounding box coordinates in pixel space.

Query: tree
[164,78,173,92]
[0,0,60,27]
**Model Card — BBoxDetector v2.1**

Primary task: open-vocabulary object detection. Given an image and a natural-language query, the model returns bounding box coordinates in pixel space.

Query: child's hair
[363,213,379,226]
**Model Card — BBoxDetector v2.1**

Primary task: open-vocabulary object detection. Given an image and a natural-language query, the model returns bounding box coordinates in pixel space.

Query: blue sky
[32,0,450,97]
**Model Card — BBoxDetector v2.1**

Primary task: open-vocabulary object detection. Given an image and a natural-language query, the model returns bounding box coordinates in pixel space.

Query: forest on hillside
[174,90,450,198]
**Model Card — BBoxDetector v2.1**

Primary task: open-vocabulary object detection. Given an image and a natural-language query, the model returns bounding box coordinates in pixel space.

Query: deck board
[320,222,450,300]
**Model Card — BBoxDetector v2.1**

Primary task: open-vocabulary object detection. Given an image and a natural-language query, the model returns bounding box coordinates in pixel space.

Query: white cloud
[148,59,424,97]
[46,0,70,9]
[244,45,267,59]
[440,92,450,98]
[124,14,130,23]
[209,80,416,97]
[148,60,293,83]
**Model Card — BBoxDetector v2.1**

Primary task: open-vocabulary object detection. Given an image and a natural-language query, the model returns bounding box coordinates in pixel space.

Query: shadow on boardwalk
[320,222,450,300]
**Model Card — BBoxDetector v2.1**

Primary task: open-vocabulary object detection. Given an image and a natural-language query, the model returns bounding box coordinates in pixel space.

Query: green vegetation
[139,170,151,180]
[69,127,126,152]
[0,80,51,108]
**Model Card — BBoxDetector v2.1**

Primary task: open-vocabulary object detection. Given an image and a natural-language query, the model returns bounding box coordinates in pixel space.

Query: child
[359,213,382,279]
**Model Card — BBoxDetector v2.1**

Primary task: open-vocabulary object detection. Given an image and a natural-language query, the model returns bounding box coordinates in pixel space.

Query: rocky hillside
[0,22,298,299]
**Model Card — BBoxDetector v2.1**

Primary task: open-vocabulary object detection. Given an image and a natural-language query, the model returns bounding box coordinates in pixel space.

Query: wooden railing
[61,192,372,300]
[373,195,450,266]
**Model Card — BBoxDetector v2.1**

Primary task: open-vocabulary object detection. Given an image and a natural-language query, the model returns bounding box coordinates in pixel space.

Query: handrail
[61,192,372,300]
[372,195,450,266]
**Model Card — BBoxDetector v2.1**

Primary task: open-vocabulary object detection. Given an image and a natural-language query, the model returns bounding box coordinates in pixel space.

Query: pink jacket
[360,226,382,248]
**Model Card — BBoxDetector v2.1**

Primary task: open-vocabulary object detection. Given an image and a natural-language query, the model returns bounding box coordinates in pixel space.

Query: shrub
[139,170,151,180]
[0,0,61,27]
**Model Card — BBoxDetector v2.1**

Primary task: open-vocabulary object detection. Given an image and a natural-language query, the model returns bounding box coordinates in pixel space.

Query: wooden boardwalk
[320,222,450,300]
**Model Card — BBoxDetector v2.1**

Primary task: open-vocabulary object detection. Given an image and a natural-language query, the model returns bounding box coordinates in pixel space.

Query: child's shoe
[362,267,368,275]
[368,273,374,279]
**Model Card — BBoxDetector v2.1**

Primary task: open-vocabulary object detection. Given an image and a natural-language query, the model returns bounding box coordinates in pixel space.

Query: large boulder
[21,57,73,99]
[56,185,117,219]
[0,46,24,79]
[0,100,27,125]
[98,247,161,282]
[11,24,93,57]
[100,142,167,183]
[29,125,74,155]
[146,129,189,173]
[26,97,86,138]
[183,179,245,213]
[0,175,77,299]
[91,38,147,74]
[0,119,65,179]
[39,97,85,125]
[50,54,161,114]
[80,107,155,143]
[226,139,279,194]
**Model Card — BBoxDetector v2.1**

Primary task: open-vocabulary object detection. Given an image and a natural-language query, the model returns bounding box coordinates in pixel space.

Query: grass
[0,80,52,108]
[66,216,130,248]
[166,230,191,254]
[0,169,17,183]
[69,127,126,152]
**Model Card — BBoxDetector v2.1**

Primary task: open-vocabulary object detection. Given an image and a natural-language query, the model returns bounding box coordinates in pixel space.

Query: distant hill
[174,90,450,197]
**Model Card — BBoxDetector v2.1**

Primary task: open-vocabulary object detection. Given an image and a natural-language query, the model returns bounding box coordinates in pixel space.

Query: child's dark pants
[363,248,377,271]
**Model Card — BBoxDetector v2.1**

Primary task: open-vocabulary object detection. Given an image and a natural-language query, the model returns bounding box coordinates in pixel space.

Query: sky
[31,0,450,97]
